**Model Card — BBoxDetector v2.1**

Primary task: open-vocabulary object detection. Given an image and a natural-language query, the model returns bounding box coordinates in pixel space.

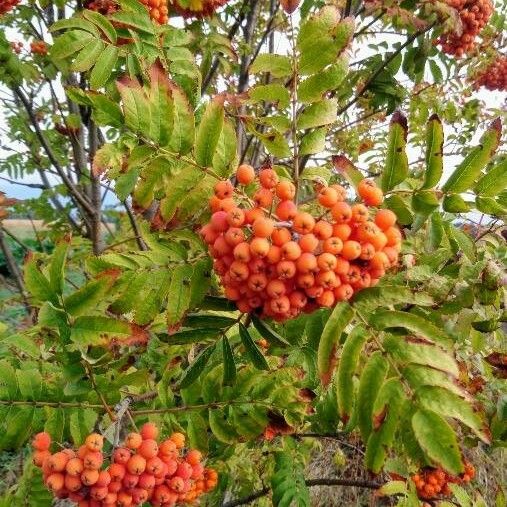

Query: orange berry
[46,473,65,491]
[96,470,111,487]
[170,432,186,449]
[81,468,100,486]
[375,209,397,229]
[227,207,245,227]
[117,490,133,506]
[289,290,307,308]
[32,432,51,451]
[334,257,350,276]
[266,279,286,298]
[293,212,315,234]
[259,168,279,188]
[323,236,343,255]
[331,202,352,223]
[48,452,69,472]
[313,220,333,240]
[385,226,402,246]
[66,457,84,476]
[85,433,104,452]
[108,463,126,482]
[229,261,249,282]
[369,231,388,251]
[225,227,245,246]
[250,237,270,258]
[216,197,235,211]
[296,272,314,289]
[276,200,298,220]
[254,188,274,207]
[253,217,274,238]
[210,211,229,232]
[245,207,265,224]
[266,245,282,264]
[65,474,82,492]
[305,285,324,299]
[113,449,130,466]
[360,243,375,260]
[125,432,143,450]
[296,252,317,273]
[281,241,301,261]
[270,296,290,314]
[276,260,296,279]
[341,240,361,260]
[236,164,255,185]
[351,203,369,223]
[332,223,351,241]
[334,283,354,301]
[275,181,296,200]
[317,252,337,271]
[370,251,389,271]
[214,180,234,199]
[248,273,268,291]
[316,270,338,289]
[83,451,103,470]
[364,187,383,206]
[357,179,377,200]
[330,184,347,200]
[186,449,202,466]
[159,439,177,456]
[299,233,319,252]
[33,450,51,467]
[317,289,335,307]
[146,456,164,475]
[90,486,108,501]
[272,227,291,246]
[233,242,251,262]
[318,187,339,208]
[127,454,147,475]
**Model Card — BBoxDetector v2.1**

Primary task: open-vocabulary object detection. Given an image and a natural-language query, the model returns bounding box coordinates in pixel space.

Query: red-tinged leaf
[332,155,364,189]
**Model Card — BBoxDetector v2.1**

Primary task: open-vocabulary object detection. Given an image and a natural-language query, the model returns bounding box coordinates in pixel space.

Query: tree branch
[222,477,382,507]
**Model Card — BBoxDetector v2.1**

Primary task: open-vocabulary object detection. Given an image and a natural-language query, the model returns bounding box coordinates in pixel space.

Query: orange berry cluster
[139,0,168,24]
[0,0,19,15]
[474,54,507,91]
[85,0,167,23]
[30,40,48,55]
[411,462,476,500]
[10,41,23,54]
[200,165,402,322]
[170,0,229,18]
[32,424,218,507]
[438,0,493,57]
[85,0,118,15]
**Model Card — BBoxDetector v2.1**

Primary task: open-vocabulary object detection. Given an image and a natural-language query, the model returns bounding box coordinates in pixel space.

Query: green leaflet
[365,378,405,473]
[474,157,507,196]
[336,325,368,425]
[24,255,58,306]
[297,57,349,103]
[49,240,69,295]
[357,351,389,441]
[221,337,236,386]
[299,127,327,156]
[271,452,311,507]
[179,343,216,388]
[208,409,238,443]
[71,39,105,72]
[249,54,292,77]
[195,98,225,168]
[81,10,117,44]
[64,274,117,317]
[382,334,459,377]
[297,98,337,130]
[69,408,98,445]
[412,409,463,475]
[381,111,409,192]
[402,364,467,399]
[89,44,118,90]
[353,286,434,315]
[249,83,290,108]
[166,265,193,327]
[370,310,453,348]
[317,302,353,385]
[250,314,290,347]
[422,113,444,189]
[442,118,502,193]
[443,194,470,213]
[70,316,132,346]
[416,385,490,443]
[239,323,269,370]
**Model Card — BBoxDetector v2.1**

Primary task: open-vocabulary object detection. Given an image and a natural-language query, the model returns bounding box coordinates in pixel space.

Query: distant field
[2,220,115,240]
[2,219,46,240]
